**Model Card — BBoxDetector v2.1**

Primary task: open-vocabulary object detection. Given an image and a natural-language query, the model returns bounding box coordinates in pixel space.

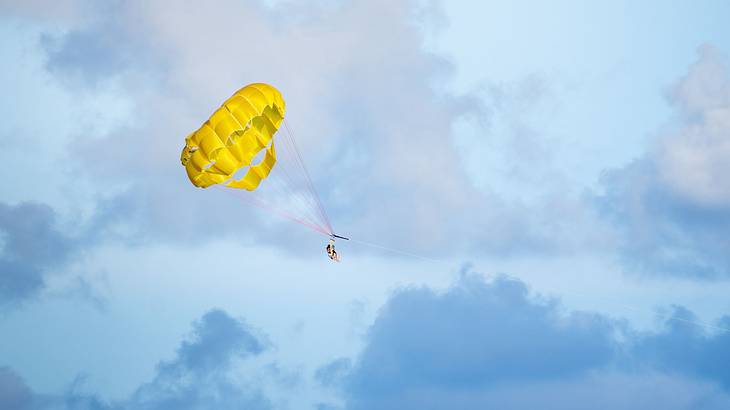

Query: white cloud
[596,45,730,277]
[36,0,508,254]
[657,46,730,208]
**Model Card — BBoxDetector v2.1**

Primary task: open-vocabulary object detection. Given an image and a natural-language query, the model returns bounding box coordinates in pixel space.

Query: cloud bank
[338,272,730,410]
[3,272,730,409]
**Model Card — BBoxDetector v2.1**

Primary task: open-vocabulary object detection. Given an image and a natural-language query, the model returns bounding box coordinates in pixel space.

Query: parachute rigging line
[348,238,444,263]
[215,123,334,235]
[283,120,333,234]
[227,121,334,236]
[217,185,330,235]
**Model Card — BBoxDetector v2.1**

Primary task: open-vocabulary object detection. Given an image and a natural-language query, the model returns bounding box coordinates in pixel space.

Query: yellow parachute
[180,83,336,237]
[180,83,286,191]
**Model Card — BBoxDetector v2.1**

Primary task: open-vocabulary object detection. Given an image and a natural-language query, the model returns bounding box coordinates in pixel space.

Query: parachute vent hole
[232,165,250,180]
[250,147,267,167]
[229,141,271,181]
[203,160,216,170]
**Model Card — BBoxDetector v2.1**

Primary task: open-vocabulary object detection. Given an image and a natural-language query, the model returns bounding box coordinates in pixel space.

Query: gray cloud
[0,309,273,410]
[0,201,77,309]
[343,272,617,408]
[0,0,90,24]
[4,275,730,410]
[315,357,352,388]
[0,260,44,310]
[126,309,271,410]
[343,372,730,410]
[335,271,730,410]
[161,309,268,376]
[636,306,730,390]
[41,27,128,89]
[0,193,151,309]
[596,45,730,278]
[37,1,164,91]
[0,202,73,266]
[0,367,33,410]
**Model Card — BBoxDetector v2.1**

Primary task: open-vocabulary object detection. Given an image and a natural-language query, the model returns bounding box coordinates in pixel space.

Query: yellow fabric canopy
[180,83,286,191]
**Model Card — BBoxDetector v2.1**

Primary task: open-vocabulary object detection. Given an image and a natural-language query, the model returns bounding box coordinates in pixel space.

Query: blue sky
[2,1,730,409]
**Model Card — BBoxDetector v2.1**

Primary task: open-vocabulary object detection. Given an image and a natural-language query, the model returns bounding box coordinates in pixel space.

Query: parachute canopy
[180,83,286,191]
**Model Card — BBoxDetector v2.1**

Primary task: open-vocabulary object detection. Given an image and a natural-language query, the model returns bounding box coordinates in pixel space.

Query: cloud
[160,308,268,376]
[657,45,730,208]
[0,201,77,309]
[0,260,44,310]
[24,0,585,257]
[0,0,90,25]
[343,272,617,408]
[36,1,163,91]
[0,202,73,266]
[4,275,730,410]
[0,309,273,410]
[126,309,271,410]
[670,45,730,120]
[40,26,129,89]
[343,372,730,410]
[336,271,730,410]
[315,357,352,388]
[0,193,156,310]
[636,306,730,390]
[0,367,33,410]
[596,45,730,278]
